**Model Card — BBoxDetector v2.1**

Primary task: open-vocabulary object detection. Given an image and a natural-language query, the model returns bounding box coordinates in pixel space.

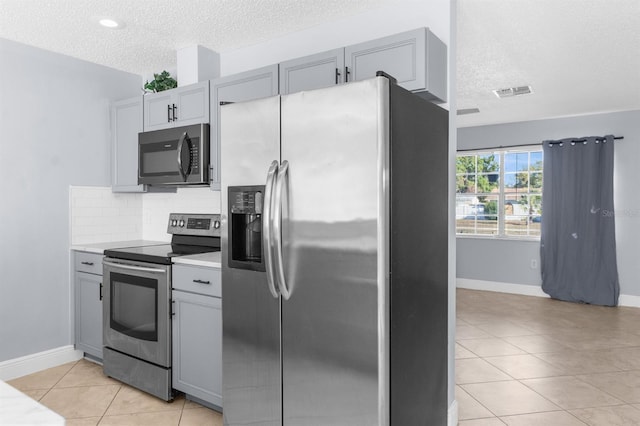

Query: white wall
[457,110,640,297]
[0,39,141,362]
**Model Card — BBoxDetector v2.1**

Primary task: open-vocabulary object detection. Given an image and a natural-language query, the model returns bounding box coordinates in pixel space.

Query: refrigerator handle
[273,160,292,300]
[263,160,280,299]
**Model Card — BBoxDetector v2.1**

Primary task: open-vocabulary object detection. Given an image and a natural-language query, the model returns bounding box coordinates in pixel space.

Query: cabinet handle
[335,68,341,85]
[167,104,172,122]
[171,300,176,317]
[172,104,177,121]
[81,261,94,266]
[99,283,103,301]
[193,279,211,285]
[345,66,351,83]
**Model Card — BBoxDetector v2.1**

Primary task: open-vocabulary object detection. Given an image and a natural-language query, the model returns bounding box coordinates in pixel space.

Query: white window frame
[455,145,543,240]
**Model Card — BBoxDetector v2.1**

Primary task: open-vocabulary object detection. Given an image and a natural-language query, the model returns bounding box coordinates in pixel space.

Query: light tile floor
[7,288,640,425]
[457,288,640,425]
[7,359,222,425]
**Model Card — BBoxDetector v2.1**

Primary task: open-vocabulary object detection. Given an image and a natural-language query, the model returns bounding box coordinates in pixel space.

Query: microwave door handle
[177,132,189,182]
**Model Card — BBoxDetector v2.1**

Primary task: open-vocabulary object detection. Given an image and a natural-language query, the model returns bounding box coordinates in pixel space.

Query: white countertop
[0,380,64,425]
[173,251,221,268]
[70,240,167,254]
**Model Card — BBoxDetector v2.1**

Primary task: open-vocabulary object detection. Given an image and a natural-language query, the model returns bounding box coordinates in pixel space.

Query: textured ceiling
[457,0,640,126]
[0,0,386,76]
[1,0,639,127]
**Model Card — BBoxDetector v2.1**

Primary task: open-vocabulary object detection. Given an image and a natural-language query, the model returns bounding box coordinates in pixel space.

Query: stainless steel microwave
[138,123,210,186]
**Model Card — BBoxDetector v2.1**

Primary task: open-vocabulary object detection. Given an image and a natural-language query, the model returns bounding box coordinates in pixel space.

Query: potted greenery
[144,71,177,93]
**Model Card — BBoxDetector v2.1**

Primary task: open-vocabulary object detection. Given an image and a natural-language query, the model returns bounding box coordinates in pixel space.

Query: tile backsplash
[142,187,220,241]
[70,186,220,244]
[70,186,143,244]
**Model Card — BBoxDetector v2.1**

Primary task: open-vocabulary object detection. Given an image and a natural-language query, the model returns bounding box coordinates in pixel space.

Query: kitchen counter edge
[70,240,168,254]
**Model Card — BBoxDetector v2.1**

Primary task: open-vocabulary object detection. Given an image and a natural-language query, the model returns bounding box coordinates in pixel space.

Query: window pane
[477,173,499,193]
[530,172,542,192]
[530,151,543,171]
[455,194,498,235]
[505,152,529,172]
[478,154,499,173]
[456,155,477,174]
[456,174,476,193]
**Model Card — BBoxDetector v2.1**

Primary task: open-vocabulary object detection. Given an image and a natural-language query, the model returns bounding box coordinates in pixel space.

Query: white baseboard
[448,399,458,426]
[0,345,83,381]
[457,278,640,308]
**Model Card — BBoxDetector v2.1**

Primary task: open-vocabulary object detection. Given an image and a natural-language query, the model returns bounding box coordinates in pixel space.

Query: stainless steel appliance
[220,74,449,425]
[138,123,210,186]
[102,213,221,401]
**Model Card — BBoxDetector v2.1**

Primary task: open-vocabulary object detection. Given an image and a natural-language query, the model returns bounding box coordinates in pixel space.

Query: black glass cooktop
[105,240,220,265]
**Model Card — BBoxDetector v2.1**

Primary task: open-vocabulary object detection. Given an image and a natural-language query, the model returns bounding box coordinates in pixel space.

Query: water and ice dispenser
[228,186,266,271]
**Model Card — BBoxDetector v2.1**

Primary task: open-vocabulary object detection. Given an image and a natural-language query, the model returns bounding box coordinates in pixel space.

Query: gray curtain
[540,135,619,306]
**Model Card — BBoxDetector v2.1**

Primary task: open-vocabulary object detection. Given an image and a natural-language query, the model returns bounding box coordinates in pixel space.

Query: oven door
[103,257,171,367]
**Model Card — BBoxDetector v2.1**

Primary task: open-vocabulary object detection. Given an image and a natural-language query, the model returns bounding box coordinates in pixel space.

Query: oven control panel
[167,213,221,237]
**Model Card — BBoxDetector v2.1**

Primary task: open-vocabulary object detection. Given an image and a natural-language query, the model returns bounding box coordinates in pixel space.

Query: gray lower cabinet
[210,65,279,190]
[111,96,145,193]
[74,251,104,360]
[279,27,447,102]
[172,264,222,409]
[144,81,210,131]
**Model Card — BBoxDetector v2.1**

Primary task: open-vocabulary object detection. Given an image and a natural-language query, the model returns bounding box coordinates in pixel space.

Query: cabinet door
[174,81,210,126]
[172,290,222,408]
[210,65,279,190]
[111,97,145,192]
[75,271,103,360]
[279,48,345,95]
[345,28,447,102]
[144,91,174,131]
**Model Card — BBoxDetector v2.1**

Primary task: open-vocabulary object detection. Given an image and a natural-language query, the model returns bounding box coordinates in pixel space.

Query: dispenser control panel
[231,190,263,215]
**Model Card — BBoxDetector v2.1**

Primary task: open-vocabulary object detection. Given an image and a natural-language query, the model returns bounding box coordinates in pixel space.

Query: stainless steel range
[102,213,220,401]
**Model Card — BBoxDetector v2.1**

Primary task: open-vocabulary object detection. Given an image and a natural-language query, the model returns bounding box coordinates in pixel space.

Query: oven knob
[214,221,220,229]
[179,219,185,227]
[171,220,178,227]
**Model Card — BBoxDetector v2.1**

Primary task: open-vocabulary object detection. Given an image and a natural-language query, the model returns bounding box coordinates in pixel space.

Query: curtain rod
[457,136,624,153]
[545,135,624,146]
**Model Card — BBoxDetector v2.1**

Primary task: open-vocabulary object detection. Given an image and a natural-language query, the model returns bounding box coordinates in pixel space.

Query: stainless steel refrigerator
[220,74,448,426]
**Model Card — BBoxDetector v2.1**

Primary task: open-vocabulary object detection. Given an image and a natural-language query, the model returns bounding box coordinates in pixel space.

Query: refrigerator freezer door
[221,96,282,426]
[280,78,389,425]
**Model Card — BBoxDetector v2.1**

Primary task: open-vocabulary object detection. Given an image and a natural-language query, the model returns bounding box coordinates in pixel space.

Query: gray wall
[457,110,640,297]
[0,38,141,362]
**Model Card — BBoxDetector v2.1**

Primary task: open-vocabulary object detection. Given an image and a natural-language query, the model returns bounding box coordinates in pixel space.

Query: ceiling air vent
[457,108,480,115]
[492,85,533,98]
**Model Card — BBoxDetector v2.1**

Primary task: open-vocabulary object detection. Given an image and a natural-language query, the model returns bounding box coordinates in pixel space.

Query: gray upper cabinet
[144,81,210,131]
[210,65,279,190]
[345,28,447,102]
[279,48,345,95]
[277,28,446,102]
[111,96,145,193]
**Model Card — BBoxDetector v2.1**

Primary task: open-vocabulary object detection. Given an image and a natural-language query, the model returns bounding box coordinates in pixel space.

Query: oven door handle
[103,260,168,274]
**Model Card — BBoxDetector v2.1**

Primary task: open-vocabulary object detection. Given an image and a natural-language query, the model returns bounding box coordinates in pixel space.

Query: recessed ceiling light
[98,18,124,29]
[493,85,533,98]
